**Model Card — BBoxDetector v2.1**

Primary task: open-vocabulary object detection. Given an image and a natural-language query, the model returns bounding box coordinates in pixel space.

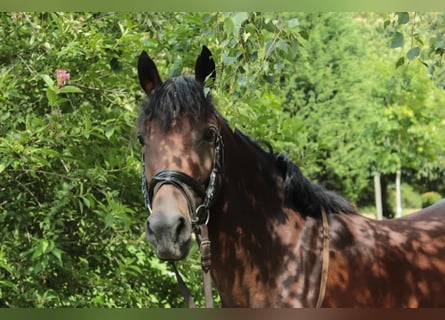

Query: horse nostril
[176,217,186,239]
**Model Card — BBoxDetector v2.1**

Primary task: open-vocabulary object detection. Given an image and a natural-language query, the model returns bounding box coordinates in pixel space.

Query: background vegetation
[0,12,444,307]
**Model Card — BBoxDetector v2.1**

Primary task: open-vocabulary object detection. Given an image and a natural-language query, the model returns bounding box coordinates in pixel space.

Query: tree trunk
[374,174,383,220]
[395,168,402,218]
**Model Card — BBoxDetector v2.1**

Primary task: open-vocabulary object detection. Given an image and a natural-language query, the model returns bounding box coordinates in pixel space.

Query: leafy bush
[0,12,186,307]
[421,192,442,208]
[401,183,422,209]
[402,184,422,209]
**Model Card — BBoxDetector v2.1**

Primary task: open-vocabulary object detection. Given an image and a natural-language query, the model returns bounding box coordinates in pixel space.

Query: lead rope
[315,207,330,308]
[169,261,196,308]
[170,225,214,308]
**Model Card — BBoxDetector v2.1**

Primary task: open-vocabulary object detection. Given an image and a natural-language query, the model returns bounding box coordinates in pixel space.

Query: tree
[349,12,445,217]
[0,12,184,307]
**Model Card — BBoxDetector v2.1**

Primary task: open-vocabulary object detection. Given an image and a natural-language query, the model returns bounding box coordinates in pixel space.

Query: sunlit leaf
[41,74,55,88]
[288,18,299,28]
[58,85,83,94]
[46,88,57,106]
[223,17,234,35]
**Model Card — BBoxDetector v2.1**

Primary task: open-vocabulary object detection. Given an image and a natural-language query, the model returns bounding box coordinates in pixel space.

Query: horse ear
[195,45,216,87]
[138,51,163,95]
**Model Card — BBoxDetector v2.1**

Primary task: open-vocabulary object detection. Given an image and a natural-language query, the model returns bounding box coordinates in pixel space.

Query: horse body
[206,124,445,307]
[136,46,445,307]
[323,207,445,307]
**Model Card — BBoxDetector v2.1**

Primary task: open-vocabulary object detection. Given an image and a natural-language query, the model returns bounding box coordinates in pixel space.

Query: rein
[141,129,224,308]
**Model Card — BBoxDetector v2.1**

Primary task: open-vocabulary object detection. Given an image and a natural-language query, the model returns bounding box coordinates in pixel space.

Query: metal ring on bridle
[195,204,210,225]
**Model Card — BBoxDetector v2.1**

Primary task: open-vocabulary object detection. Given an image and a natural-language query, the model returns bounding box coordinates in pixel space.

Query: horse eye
[203,128,216,142]
[137,135,144,145]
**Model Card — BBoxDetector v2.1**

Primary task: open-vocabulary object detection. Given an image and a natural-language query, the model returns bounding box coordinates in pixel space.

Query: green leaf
[104,213,115,228]
[46,88,57,106]
[390,32,404,48]
[397,12,410,25]
[232,12,248,27]
[51,248,63,267]
[396,56,405,68]
[41,239,49,254]
[276,40,289,53]
[0,258,12,273]
[287,18,299,28]
[0,162,6,174]
[223,17,234,35]
[81,196,91,208]
[40,148,60,158]
[222,54,237,66]
[0,280,17,290]
[407,47,420,60]
[105,126,115,139]
[58,85,83,94]
[41,74,55,88]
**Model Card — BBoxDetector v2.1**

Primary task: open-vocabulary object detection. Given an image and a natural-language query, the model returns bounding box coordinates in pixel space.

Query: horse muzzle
[145,209,192,260]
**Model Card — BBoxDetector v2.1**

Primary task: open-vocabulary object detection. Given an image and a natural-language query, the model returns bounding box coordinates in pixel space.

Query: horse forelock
[137,75,216,133]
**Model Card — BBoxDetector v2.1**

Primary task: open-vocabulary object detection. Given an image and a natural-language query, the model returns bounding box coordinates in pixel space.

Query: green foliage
[421,192,443,208]
[1,12,444,307]
[400,183,423,209]
[0,12,184,307]
[383,12,445,88]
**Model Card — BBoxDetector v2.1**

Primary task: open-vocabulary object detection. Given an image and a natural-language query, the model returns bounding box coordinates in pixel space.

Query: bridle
[141,127,224,229]
[140,127,224,308]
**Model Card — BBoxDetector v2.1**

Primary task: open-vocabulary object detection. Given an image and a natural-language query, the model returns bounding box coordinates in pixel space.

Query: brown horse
[136,46,445,307]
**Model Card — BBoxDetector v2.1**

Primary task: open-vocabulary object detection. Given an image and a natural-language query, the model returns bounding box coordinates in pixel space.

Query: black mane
[235,129,357,217]
[274,153,357,217]
[137,76,216,133]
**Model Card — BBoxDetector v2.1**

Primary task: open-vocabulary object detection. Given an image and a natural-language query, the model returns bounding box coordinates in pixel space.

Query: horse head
[137,46,222,261]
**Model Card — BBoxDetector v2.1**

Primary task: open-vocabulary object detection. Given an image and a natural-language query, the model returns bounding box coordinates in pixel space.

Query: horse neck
[207,126,314,307]
[215,127,287,222]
